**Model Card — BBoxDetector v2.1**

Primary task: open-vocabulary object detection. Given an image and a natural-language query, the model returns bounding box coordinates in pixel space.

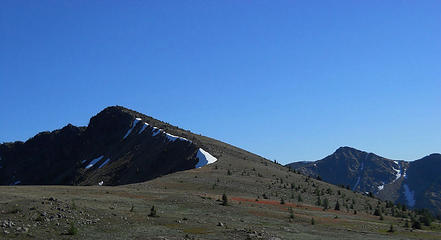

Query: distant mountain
[0,106,217,186]
[287,147,441,216]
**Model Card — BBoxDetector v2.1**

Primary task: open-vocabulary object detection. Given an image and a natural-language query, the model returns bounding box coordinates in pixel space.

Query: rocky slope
[0,106,217,186]
[287,147,441,216]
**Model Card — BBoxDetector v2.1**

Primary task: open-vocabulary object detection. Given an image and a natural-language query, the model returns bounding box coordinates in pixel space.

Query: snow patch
[152,127,161,136]
[123,118,142,139]
[403,184,416,207]
[98,158,110,169]
[81,159,87,164]
[392,161,402,182]
[378,183,384,191]
[13,180,21,185]
[195,148,217,168]
[85,155,104,169]
[138,122,149,134]
[98,181,104,186]
[403,167,408,179]
[165,132,190,142]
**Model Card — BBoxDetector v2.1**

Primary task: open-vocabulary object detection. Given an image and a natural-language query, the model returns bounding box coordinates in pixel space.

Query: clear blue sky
[1,1,440,164]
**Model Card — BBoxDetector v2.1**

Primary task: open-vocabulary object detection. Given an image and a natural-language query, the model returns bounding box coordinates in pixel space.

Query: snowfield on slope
[195,148,217,168]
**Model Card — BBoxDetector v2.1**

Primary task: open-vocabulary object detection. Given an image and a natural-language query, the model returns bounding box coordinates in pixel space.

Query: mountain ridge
[287,146,441,216]
[0,106,219,186]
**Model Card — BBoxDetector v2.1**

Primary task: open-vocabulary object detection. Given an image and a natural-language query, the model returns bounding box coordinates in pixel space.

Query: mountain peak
[334,146,365,155]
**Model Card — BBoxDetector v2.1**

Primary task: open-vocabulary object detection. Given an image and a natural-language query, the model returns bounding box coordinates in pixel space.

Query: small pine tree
[334,200,340,211]
[402,204,407,212]
[316,196,321,206]
[227,170,232,175]
[374,208,381,216]
[412,219,422,229]
[322,198,329,210]
[222,193,228,206]
[149,205,157,217]
[380,214,384,220]
[388,224,395,233]
[280,198,285,205]
[311,217,315,225]
[404,219,409,228]
[289,207,294,219]
[297,194,303,202]
[130,204,134,212]
[420,213,433,226]
[67,223,78,235]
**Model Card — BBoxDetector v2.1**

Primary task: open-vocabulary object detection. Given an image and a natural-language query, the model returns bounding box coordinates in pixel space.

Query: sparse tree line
[211,158,440,231]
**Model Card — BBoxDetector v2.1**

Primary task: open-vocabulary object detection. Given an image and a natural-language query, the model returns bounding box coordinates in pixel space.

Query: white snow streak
[195,148,217,168]
[165,132,191,142]
[85,155,104,169]
[123,118,142,139]
[403,184,416,207]
[98,158,110,169]
[98,181,104,186]
[353,177,361,190]
[392,161,402,182]
[13,180,21,185]
[152,127,161,137]
[138,122,149,134]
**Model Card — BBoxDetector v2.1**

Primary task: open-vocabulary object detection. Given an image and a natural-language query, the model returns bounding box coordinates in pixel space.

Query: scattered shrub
[67,223,78,235]
[222,193,228,206]
[388,224,395,233]
[149,205,158,217]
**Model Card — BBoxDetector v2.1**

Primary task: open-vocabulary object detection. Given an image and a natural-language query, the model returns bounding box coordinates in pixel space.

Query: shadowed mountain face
[0,106,215,186]
[287,147,441,216]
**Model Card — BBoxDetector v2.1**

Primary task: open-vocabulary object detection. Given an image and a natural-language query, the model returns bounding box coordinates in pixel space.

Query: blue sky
[1,1,440,164]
